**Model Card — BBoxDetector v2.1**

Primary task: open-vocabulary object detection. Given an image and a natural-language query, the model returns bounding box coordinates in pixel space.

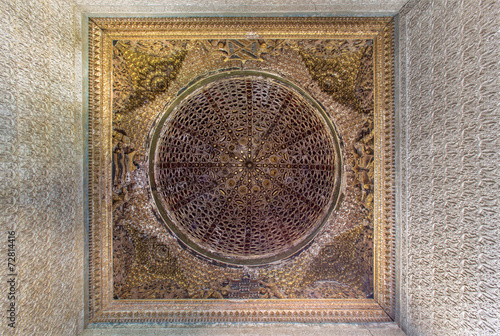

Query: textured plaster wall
[397,0,500,335]
[80,323,406,336]
[0,0,84,335]
[3,0,499,335]
[74,0,409,16]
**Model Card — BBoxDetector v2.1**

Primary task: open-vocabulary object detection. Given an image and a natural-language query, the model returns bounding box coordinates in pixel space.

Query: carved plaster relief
[88,17,395,324]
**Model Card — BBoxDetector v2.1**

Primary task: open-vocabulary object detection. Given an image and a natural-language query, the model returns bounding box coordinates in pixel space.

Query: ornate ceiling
[88,17,395,323]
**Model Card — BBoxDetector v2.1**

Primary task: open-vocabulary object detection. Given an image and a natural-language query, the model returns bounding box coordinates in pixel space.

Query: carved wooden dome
[150,71,342,265]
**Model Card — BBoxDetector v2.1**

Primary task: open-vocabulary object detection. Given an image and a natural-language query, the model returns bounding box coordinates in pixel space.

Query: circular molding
[149,70,342,265]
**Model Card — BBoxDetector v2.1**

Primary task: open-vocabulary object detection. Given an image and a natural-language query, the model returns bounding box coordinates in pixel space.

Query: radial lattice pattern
[151,73,341,264]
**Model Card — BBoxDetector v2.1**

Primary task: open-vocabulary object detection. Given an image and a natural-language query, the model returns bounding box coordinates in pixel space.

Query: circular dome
[149,71,341,265]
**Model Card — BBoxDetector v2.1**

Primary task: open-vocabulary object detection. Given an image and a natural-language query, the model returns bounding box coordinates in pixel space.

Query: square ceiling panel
[87,17,395,324]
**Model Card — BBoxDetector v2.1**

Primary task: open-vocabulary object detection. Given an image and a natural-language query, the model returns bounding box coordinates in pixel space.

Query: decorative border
[373,22,396,319]
[87,17,395,324]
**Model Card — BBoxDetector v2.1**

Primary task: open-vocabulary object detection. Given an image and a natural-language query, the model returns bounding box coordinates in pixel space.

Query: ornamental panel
[87,17,395,323]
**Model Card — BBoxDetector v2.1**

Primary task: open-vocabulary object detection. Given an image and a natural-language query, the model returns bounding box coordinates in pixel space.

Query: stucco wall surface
[397,0,500,335]
[80,322,405,336]
[74,0,408,15]
[0,0,84,335]
[2,0,500,335]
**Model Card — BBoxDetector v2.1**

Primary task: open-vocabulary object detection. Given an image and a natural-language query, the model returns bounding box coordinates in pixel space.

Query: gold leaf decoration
[114,41,187,112]
[303,225,373,298]
[294,40,373,112]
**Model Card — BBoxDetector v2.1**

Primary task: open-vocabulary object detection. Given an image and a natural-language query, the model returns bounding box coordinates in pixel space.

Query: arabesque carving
[87,17,395,324]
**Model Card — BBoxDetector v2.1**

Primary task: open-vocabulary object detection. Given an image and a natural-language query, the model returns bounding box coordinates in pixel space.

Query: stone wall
[0,0,84,335]
[397,1,500,335]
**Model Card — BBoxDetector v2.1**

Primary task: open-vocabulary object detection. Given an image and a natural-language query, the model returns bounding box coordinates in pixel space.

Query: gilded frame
[87,17,395,324]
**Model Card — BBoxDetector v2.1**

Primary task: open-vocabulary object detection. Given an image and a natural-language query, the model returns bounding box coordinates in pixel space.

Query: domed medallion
[150,71,342,265]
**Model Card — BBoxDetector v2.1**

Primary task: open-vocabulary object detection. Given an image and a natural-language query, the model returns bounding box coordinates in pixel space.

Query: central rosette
[150,72,341,265]
[218,139,278,197]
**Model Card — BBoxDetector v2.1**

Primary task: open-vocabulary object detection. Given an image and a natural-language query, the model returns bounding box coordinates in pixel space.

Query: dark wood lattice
[151,73,342,265]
